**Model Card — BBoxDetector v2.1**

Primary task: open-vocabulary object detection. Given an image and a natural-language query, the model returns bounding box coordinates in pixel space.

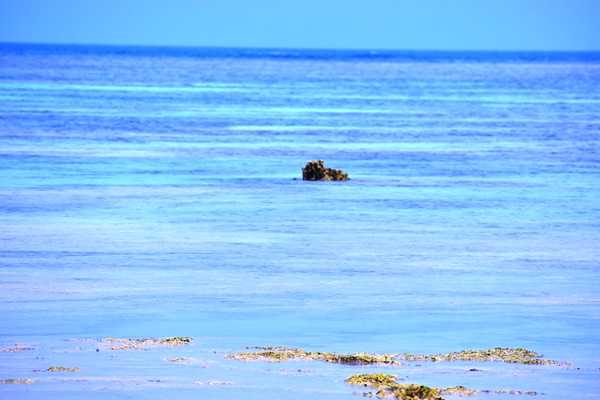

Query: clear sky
[1,0,599,51]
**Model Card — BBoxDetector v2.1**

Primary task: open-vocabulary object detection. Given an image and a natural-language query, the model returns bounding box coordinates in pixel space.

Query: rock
[47,366,80,372]
[400,347,563,366]
[346,373,398,387]
[101,336,193,350]
[302,160,348,181]
[345,374,444,400]
[0,378,34,384]
[228,346,399,365]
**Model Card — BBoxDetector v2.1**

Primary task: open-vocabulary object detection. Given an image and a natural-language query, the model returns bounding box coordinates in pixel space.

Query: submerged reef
[441,386,478,396]
[302,160,349,181]
[401,347,561,365]
[0,344,34,353]
[101,336,192,350]
[228,346,398,365]
[0,378,34,384]
[165,356,197,365]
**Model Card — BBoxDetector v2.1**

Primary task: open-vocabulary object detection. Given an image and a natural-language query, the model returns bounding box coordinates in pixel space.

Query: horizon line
[2,40,599,54]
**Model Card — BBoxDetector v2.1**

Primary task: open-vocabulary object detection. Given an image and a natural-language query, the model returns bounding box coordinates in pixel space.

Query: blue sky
[1,0,599,50]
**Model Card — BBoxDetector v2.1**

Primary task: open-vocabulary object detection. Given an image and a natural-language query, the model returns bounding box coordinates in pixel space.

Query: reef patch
[0,344,34,353]
[47,366,80,372]
[228,346,398,365]
[0,378,34,384]
[401,347,562,366]
[101,336,193,351]
[346,374,540,399]
[346,374,443,400]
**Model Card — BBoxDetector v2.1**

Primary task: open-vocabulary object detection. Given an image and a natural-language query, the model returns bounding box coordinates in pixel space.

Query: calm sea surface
[1,44,599,399]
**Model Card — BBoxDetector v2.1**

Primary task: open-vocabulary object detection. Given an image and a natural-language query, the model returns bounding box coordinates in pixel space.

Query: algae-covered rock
[228,346,398,365]
[160,337,193,345]
[346,374,444,400]
[346,373,398,387]
[47,366,80,372]
[229,347,303,361]
[401,347,560,366]
[316,351,397,365]
[392,384,443,400]
[102,336,192,350]
[302,160,349,181]
[441,386,477,396]
[346,374,539,399]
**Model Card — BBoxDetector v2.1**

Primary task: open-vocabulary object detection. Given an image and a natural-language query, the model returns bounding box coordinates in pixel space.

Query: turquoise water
[1,44,600,399]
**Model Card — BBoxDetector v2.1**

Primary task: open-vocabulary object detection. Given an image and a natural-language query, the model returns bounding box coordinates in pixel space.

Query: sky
[0,0,599,51]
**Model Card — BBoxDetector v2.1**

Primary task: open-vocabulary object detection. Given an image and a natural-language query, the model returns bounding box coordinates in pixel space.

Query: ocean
[0,43,599,399]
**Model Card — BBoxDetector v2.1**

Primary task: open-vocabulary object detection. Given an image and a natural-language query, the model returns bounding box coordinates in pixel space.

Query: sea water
[0,44,599,399]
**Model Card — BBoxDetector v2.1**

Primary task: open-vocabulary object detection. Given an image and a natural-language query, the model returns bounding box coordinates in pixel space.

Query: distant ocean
[1,43,599,399]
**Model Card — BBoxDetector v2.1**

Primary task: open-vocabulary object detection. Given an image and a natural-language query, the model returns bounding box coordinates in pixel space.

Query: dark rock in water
[302,160,349,181]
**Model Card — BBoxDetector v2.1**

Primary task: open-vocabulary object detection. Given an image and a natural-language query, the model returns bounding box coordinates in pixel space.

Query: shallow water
[1,44,599,399]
